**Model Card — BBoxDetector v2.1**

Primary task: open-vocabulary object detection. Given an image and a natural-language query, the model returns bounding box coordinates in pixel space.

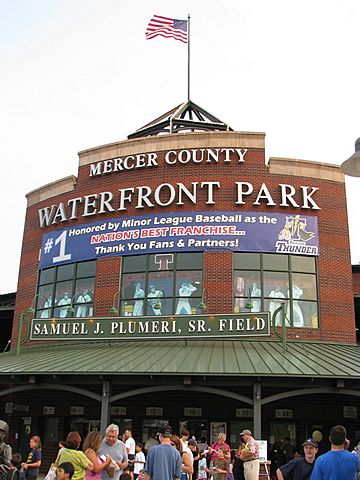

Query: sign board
[13,404,29,413]
[210,422,227,445]
[110,406,127,416]
[43,406,55,415]
[257,440,268,462]
[30,313,270,341]
[184,407,202,417]
[5,402,13,414]
[236,408,254,418]
[70,406,84,415]
[343,406,357,419]
[146,407,163,416]
[89,421,100,432]
[275,409,293,418]
[40,211,319,268]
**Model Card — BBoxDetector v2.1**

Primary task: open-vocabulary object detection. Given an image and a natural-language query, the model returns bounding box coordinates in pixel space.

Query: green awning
[1,340,360,378]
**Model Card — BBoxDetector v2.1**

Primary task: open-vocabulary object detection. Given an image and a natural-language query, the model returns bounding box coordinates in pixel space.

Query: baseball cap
[157,424,172,435]
[303,438,318,448]
[188,439,198,446]
[240,429,252,436]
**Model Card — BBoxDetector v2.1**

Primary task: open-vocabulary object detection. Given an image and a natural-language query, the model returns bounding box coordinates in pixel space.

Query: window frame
[233,253,319,328]
[121,253,203,317]
[35,260,96,318]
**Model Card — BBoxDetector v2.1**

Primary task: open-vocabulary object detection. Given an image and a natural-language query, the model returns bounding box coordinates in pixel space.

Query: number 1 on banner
[53,231,72,263]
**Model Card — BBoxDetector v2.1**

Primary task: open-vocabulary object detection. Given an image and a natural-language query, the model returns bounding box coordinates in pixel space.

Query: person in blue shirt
[310,425,360,480]
[276,438,318,480]
[145,425,181,480]
[22,436,42,480]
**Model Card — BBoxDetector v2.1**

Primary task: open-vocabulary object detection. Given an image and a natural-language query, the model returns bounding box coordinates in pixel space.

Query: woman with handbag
[84,431,112,480]
[56,432,93,480]
[170,435,193,480]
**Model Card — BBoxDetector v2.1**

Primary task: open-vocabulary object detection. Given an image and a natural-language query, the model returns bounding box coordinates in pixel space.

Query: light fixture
[271,302,287,354]
[67,303,76,315]
[245,288,253,310]
[341,138,360,177]
[109,291,120,315]
[28,293,50,315]
[16,294,49,356]
[254,383,261,401]
[153,301,162,311]
[198,288,207,313]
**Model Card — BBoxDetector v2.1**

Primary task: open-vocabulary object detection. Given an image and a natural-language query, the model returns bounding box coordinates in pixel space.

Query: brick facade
[12,131,356,346]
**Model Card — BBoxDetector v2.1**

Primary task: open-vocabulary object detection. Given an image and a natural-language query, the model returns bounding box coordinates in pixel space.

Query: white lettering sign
[38,181,320,227]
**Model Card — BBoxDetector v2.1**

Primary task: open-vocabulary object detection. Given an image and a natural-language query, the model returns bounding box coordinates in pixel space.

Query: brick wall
[12,136,356,346]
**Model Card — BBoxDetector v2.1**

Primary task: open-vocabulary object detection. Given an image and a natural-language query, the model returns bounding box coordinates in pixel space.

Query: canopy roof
[1,340,359,379]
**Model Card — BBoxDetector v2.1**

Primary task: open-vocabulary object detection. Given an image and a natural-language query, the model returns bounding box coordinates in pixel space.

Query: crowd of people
[1,420,360,480]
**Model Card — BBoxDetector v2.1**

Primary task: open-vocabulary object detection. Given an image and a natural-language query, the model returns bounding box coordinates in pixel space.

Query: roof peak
[128,100,233,139]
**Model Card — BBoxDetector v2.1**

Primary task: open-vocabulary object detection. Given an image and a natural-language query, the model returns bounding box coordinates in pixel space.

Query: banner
[30,313,270,341]
[40,210,319,268]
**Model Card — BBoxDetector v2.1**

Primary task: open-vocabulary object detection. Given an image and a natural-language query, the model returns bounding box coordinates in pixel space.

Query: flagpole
[187,14,190,101]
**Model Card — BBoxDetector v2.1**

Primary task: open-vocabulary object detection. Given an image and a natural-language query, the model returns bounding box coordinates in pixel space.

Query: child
[5,454,22,480]
[56,463,74,480]
[137,471,150,480]
[21,436,42,480]
[206,447,229,480]
[119,475,131,480]
[197,450,207,479]
[133,444,145,480]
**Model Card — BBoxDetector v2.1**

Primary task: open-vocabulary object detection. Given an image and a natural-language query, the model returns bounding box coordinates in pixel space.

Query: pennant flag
[145,15,188,43]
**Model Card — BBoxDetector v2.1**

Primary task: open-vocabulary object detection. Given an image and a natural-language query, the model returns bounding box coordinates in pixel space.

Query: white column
[253,382,262,439]
[100,380,111,434]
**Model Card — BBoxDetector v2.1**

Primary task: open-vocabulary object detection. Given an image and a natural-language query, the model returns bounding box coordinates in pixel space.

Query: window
[35,260,96,318]
[234,253,318,328]
[121,253,203,316]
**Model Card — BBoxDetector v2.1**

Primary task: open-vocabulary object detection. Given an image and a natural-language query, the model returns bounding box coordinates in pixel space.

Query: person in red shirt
[208,433,231,467]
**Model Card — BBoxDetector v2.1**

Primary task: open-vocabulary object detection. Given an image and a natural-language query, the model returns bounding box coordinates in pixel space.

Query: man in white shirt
[124,429,136,479]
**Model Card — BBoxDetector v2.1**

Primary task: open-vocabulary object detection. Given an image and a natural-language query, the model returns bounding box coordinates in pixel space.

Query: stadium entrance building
[1,101,360,467]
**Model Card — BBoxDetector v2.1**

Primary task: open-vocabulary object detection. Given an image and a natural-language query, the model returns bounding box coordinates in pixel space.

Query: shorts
[127,455,135,472]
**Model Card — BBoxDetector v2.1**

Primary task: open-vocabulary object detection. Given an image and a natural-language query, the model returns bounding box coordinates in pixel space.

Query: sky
[1,0,360,294]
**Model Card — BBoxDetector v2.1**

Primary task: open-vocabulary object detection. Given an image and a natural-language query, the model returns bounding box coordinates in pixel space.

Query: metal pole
[253,383,262,439]
[16,312,25,356]
[100,380,111,434]
[187,14,190,101]
[271,303,287,354]
[281,302,287,354]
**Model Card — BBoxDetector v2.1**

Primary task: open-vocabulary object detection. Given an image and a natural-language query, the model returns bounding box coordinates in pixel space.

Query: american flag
[145,15,188,44]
